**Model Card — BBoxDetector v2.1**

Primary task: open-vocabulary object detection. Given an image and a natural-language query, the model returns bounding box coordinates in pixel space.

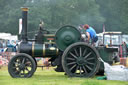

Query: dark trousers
[92,36,98,43]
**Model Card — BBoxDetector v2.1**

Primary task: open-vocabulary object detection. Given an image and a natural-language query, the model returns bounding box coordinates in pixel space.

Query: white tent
[0,33,18,40]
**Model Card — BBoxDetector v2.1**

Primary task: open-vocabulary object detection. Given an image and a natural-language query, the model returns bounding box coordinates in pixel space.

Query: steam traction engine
[8,8,118,78]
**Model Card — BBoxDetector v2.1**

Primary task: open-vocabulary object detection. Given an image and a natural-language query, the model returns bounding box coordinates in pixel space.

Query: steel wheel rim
[62,43,100,77]
[10,56,34,78]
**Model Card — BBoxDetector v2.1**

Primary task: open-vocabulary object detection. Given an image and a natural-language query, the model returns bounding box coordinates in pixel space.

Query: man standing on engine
[83,24,98,45]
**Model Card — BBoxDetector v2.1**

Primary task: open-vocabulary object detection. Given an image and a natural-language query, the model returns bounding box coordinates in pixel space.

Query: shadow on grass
[33,73,68,79]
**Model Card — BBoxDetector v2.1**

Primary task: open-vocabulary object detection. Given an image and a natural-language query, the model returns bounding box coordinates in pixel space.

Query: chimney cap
[21,7,29,11]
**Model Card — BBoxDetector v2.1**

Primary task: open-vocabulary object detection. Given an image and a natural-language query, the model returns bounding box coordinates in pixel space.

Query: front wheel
[62,42,100,77]
[8,53,36,78]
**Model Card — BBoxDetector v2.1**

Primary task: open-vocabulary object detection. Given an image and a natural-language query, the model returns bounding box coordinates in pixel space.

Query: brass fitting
[21,7,29,11]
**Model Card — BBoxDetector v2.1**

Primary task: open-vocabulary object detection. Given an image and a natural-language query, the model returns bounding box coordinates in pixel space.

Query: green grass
[0,67,128,85]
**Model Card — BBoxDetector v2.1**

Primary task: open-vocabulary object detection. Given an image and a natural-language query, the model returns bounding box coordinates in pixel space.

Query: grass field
[0,66,128,85]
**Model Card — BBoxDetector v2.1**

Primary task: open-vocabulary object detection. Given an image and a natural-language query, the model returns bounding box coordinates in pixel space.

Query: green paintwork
[96,46,118,70]
[43,34,55,44]
[33,44,58,57]
[44,44,58,57]
[55,25,81,51]
[34,44,43,57]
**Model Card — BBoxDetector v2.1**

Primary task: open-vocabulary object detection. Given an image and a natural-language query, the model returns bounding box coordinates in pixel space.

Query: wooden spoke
[86,57,95,60]
[67,62,76,66]
[82,48,87,56]
[84,52,92,59]
[86,61,95,65]
[74,48,79,57]
[82,66,87,74]
[22,58,25,64]
[69,64,77,71]
[80,47,82,57]
[79,66,82,75]
[85,65,93,71]
[75,66,79,73]
[69,52,78,59]
[25,67,29,72]
[67,58,75,61]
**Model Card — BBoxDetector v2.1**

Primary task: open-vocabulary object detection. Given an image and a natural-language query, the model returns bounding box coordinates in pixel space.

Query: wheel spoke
[86,61,95,65]
[75,66,79,73]
[67,58,75,61]
[80,47,82,57]
[26,65,32,68]
[69,52,78,59]
[67,62,76,66]
[25,67,30,72]
[22,58,26,64]
[69,64,77,71]
[14,62,19,65]
[82,48,87,56]
[86,57,94,60]
[25,62,32,67]
[82,66,87,74]
[79,66,82,74]
[85,65,92,71]
[84,52,92,59]
[74,48,79,57]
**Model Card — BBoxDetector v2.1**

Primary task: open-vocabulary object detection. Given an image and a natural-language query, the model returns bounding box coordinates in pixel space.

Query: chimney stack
[21,7,28,42]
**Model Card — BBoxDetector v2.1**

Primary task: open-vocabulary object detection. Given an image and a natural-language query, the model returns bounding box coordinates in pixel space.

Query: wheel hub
[19,64,25,70]
[64,35,72,44]
[77,57,86,65]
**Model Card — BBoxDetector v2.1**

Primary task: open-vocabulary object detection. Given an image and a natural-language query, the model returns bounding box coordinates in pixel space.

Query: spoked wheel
[8,53,36,78]
[62,42,100,77]
[33,58,37,72]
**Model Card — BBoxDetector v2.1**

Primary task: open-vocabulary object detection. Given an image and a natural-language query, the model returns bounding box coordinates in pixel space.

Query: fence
[0,52,50,69]
[0,52,17,68]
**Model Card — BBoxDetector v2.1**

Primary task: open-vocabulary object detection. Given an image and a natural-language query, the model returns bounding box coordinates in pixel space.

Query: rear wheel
[62,42,100,77]
[8,53,36,78]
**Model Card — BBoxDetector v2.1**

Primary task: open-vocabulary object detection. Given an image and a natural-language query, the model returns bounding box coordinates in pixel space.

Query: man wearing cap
[83,24,98,45]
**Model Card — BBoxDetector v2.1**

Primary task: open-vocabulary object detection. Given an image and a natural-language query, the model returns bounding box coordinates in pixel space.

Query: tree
[0,0,105,35]
[96,0,128,34]
[0,0,25,34]
[28,0,105,32]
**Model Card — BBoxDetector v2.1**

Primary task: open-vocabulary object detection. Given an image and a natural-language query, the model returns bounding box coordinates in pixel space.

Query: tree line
[0,0,128,37]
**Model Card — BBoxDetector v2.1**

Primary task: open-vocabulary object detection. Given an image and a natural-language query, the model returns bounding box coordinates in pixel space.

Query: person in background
[83,24,98,45]
[78,25,83,33]
[77,25,86,41]
[0,41,3,48]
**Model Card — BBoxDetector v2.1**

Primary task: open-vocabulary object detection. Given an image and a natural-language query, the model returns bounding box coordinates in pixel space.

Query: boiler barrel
[19,43,59,57]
